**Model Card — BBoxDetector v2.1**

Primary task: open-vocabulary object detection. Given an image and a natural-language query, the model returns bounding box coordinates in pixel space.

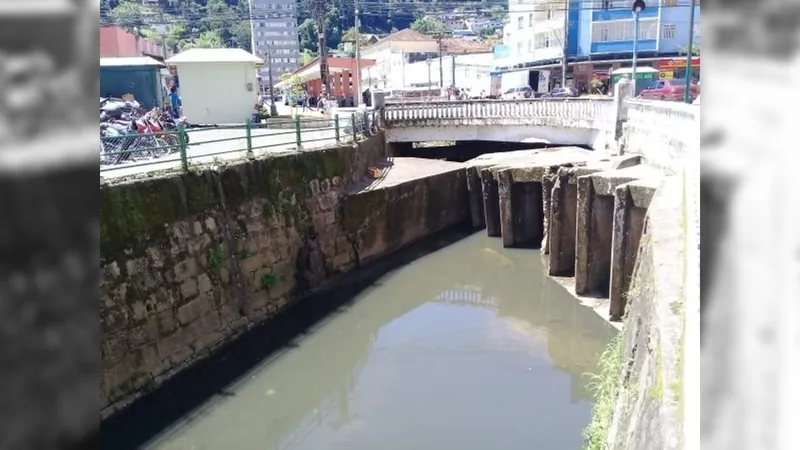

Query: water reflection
[114,232,615,450]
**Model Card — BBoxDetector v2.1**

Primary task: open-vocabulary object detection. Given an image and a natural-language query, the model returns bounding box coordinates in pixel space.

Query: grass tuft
[582,333,624,450]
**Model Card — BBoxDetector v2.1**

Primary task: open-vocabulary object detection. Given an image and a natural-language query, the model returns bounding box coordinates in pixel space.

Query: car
[501,86,533,100]
[639,79,699,102]
[541,87,580,98]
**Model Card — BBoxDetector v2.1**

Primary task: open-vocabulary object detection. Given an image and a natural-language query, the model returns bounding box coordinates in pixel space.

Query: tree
[279,73,306,105]
[109,2,149,31]
[192,30,225,49]
[410,17,447,36]
[300,49,316,66]
[490,5,508,23]
[299,19,319,53]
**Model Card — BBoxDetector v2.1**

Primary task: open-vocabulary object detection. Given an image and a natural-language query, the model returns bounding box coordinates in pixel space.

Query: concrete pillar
[466,166,485,229]
[575,175,615,297]
[612,78,635,149]
[497,169,543,248]
[548,167,579,276]
[540,167,558,253]
[608,185,645,320]
[480,168,501,237]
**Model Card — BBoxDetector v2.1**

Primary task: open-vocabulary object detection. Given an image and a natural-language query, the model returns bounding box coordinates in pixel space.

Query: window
[517,41,523,54]
[662,24,676,39]
[529,13,533,27]
[518,16,524,29]
[528,39,533,52]
[591,19,658,42]
[594,0,628,9]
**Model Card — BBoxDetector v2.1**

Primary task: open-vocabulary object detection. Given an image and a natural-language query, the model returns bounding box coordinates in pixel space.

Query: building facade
[249,0,301,91]
[493,0,700,92]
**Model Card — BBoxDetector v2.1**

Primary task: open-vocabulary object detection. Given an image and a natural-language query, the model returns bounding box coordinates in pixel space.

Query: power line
[100,2,700,25]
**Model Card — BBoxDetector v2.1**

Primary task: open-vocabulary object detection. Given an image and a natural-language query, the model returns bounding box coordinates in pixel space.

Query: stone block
[158,309,177,334]
[174,258,199,281]
[176,296,208,325]
[197,273,213,293]
[180,279,199,300]
[102,334,128,363]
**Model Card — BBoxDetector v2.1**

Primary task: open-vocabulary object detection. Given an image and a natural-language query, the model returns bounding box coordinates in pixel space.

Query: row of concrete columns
[465,151,664,321]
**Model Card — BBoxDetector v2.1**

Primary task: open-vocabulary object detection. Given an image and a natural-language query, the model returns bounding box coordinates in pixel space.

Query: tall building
[249,0,301,91]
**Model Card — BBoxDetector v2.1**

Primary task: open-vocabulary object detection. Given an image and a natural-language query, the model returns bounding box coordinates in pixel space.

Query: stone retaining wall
[601,175,687,450]
[100,134,470,416]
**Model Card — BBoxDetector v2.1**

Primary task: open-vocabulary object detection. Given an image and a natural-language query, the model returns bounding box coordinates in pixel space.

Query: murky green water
[111,232,616,450]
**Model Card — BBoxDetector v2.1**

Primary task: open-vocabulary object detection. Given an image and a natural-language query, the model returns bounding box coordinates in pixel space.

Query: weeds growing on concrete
[582,333,623,450]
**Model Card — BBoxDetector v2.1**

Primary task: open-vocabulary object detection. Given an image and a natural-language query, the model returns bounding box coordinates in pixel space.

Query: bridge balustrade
[384,98,614,124]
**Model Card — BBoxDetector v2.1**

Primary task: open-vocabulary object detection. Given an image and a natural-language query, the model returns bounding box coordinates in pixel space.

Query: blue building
[493,0,699,92]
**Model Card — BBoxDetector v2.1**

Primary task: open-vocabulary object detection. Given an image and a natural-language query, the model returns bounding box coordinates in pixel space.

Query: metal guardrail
[99,110,383,174]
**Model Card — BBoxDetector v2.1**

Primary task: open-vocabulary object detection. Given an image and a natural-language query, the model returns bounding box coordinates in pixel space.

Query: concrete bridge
[383,93,698,175]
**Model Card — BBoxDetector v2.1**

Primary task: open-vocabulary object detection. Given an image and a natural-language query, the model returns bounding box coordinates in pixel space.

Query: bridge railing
[384,98,614,124]
[624,98,699,140]
[621,98,699,173]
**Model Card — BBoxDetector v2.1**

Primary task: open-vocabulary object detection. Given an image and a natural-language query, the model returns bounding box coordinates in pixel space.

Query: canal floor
[102,231,616,450]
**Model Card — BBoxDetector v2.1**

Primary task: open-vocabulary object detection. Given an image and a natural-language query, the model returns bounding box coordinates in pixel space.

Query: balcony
[590,39,657,53]
[592,7,658,21]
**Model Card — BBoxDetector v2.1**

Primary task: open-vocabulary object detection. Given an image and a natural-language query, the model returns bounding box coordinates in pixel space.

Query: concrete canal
[102,231,615,450]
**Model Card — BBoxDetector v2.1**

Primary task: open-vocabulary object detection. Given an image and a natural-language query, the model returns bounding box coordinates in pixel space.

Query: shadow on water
[100,225,478,450]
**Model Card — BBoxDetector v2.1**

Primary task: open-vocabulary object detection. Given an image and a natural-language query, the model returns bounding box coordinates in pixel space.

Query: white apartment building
[249,0,301,90]
[498,0,566,92]
[402,53,495,94]
[359,29,439,90]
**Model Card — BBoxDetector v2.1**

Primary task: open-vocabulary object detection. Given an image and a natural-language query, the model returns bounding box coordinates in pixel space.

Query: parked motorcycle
[100,100,191,166]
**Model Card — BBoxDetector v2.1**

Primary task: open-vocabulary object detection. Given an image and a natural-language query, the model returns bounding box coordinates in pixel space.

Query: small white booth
[166,48,264,124]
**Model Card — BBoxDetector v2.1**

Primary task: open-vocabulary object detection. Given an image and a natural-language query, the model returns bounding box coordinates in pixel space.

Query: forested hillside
[100,0,502,57]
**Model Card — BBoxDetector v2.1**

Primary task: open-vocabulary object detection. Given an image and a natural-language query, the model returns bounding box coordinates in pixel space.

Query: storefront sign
[657,58,700,70]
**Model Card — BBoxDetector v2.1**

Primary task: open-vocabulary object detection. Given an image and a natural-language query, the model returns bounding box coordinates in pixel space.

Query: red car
[639,79,699,102]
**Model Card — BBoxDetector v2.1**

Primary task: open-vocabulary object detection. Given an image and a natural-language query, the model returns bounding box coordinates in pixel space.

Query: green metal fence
[100,110,381,175]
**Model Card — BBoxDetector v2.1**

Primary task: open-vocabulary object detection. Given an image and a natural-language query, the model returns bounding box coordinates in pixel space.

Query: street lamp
[683,0,697,103]
[631,0,646,94]
[265,48,278,116]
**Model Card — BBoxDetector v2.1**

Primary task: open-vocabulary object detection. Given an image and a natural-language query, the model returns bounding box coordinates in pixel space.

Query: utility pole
[451,54,456,88]
[354,0,362,106]
[427,56,432,91]
[313,0,330,94]
[266,47,278,116]
[631,0,646,93]
[683,0,696,103]
[437,34,444,93]
[561,0,569,88]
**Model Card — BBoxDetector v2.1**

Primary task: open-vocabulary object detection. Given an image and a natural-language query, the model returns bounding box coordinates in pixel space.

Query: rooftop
[100,56,165,68]
[441,39,493,55]
[166,48,264,64]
